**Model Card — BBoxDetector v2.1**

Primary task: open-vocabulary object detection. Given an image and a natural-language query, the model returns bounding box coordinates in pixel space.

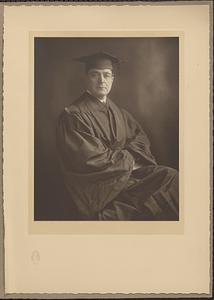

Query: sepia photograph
[34,37,179,221]
[1,2,211,297]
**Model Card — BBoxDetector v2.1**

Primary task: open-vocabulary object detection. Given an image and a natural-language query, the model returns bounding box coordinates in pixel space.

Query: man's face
[86,68,114,99]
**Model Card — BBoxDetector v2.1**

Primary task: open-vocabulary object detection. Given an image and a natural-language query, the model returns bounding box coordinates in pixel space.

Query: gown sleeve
[122,109,157,166]
[56,109,135,218]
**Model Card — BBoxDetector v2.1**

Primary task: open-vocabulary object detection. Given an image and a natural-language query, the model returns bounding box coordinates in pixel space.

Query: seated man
[56,52,179,221]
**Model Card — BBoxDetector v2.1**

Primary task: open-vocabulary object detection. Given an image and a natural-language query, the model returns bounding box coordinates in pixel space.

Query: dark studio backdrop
[34,37,179,220]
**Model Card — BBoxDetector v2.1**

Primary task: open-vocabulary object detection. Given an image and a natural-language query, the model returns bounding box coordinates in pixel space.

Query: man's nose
[98,74,105,83]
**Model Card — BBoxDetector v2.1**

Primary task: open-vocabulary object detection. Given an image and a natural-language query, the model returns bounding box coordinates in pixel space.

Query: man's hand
[133,161,143,170]
[129,151,143,171]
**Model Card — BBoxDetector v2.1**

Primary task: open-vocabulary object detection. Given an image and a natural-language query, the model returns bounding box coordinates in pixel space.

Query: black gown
[57,92,179,220]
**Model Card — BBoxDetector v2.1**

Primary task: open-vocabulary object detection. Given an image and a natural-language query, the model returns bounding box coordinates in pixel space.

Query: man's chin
[94,92,108,98]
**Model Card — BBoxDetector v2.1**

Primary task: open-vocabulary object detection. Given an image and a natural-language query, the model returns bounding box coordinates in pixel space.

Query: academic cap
[74,52,120,72]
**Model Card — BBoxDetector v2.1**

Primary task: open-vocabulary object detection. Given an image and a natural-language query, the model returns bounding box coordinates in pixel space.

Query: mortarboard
[74,52,120,72]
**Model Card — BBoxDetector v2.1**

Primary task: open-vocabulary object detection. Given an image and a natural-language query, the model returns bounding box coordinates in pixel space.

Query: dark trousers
[98,165,179,221]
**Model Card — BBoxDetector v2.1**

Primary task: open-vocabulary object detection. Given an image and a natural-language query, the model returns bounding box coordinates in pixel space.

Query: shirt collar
[84,91,110,112]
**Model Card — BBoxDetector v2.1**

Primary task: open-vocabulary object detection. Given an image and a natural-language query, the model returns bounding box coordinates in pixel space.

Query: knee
[166,166,178,176]
[158,165,178,178]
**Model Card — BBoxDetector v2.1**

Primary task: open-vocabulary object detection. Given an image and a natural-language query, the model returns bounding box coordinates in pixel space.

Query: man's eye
[104,74,113,79]
[89,72,113,79]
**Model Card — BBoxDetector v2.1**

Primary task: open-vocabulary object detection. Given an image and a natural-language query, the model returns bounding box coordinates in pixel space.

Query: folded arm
[122,109,157,166]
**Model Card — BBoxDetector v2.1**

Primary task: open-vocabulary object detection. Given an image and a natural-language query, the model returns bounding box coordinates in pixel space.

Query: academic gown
[57,92,179,220]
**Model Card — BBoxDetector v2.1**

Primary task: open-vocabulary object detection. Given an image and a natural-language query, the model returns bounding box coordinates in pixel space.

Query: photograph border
[1,1,213,298]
